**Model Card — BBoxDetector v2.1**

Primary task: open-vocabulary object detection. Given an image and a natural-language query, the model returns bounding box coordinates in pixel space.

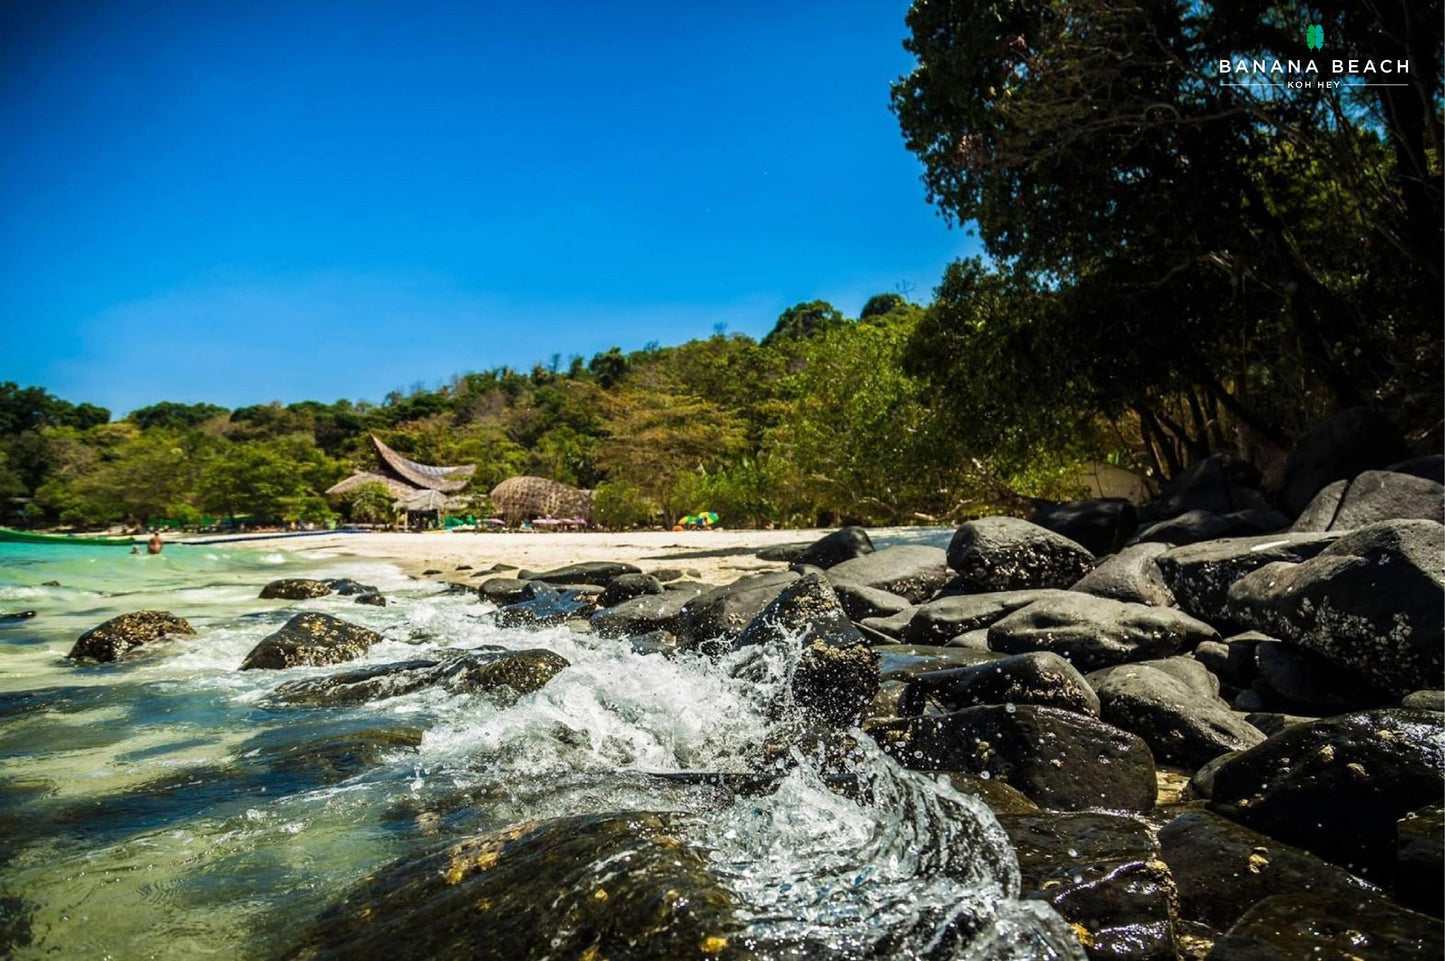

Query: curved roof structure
[325,471,414,499]
[490,476,593,522]
[369,435,475,493]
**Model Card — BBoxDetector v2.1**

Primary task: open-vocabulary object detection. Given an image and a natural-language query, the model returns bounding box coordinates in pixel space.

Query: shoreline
[181,527,955,586]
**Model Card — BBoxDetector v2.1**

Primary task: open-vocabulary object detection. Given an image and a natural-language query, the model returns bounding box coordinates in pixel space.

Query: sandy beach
[190,527,957,585]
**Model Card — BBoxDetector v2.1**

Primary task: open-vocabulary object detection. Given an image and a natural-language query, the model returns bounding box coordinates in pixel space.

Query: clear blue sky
[0,0,978,416]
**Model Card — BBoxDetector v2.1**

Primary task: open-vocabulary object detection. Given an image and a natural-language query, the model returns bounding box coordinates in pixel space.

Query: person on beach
[147,532,163,555]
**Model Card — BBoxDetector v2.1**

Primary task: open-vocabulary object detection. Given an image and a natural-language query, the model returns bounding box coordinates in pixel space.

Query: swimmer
[147,532,163,555]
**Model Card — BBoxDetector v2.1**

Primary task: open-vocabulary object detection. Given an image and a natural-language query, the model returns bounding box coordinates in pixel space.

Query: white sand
[201,527,956,585]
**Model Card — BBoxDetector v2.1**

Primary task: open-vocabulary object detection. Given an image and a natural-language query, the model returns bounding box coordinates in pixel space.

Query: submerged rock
[492,586,596,630]
[1225,520,1445,697]
[946,516,1095,593]
[259,578,334,600]
[872,704,1157,811]
[987,593,1219,672]
[240,613,381,670]
[1208,709,1445,879]
[267,649,568,707]
[435,649,569,702]
[68,610,195,662]
[284,813,746,961]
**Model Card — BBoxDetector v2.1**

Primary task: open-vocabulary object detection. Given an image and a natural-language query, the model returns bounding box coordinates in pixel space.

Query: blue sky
[0,0,978,415]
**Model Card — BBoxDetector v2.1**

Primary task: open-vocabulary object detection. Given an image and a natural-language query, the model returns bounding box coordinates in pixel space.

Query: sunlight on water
[0,541,1083,960]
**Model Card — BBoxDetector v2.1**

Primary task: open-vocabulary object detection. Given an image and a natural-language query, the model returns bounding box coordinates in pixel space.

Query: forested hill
[5,0,1439,530]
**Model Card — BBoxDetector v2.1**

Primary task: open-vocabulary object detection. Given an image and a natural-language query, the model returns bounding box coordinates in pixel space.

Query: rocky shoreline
[59,416,1444,961]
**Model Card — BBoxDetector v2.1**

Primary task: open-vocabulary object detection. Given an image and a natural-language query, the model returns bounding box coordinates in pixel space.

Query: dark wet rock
[988,593,1219,672]
[1387,453,1445,484]
[796,525,875,569]
[285,813,746,961]
[68,610,195,662]
[1291,469,1444,533]
[1402,690,1445,712]
[946,516,1094,593]
[597,572,663,608]
[942,772,1040,814]
[239,612,381,670]
[1240,713,1311,738]
[354,592,386,607]
[858,607,916,639]
[421,569,443,576]
[324,578,376,597]
[754,541,810,562]
[435,649,569,702]
[649,568,682,582]
[1031,498,1139,557]
[731,573,878,727]
[1090,663,1265,767]
[1192,633,1267,691]
[662,579,710,598]
[40,580,61,587]
[1394,804,1443,916]
[1208,891,1442,961]
[260,578,334,600]
[676,570,798,647]
[492,587,596,630]
[625,630,678,657]
[590,591,691,638]
[1155,533,1338,628]
[1070,542,1176,607]
[477,577,532,606]
[1251,640,1364,714]
[832,582,912,621]
[1089,654,1221,700]
[899,651,1099,717]
[269,658,446,706]
[825,545,951,603]
[872,704,1157,811]
[1,610,37,621]
[1159,810,1379,931]
[1209,709,1445,878]
[518,561,641,587]
[1186,751,1237,801]
[900,589,1070,645]
[875,644,1003,680]
[1277,407,1409,517]
[1225,520,1445,697]
[1002,811,1179,961]
[945,628,992,651]
[1136,509,1291,546]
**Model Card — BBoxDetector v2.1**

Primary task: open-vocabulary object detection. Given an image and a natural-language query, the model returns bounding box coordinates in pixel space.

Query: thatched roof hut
[326,435,476,500]
[490,476,593,523]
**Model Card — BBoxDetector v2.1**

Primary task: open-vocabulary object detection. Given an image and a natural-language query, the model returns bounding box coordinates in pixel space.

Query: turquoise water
[0,542,1082,960]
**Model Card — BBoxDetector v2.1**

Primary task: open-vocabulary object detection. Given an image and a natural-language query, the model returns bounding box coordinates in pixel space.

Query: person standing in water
[147,532,163,555]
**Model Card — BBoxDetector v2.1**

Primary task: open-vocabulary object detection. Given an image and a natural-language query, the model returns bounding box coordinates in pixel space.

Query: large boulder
[1225,520,1445,696]
[590,592,692,639]
[676,570,798,649]
[1291,469,1445,532]
[259,578,334,600]
[240,612,381,670]
[68,610,195,662]
[597,573,663,608]
[898,651,1100,717]
[1030,498,1139,556]
[795,525,874,569]
[825,545,951,603]
[899,589,1070,645]
[1134,508,1291,546]
[945,517,1095,593]
[731,573,878,727]
[1069,542,1176,607]
[1091,663,1266,767]
[1153,533,1339,628]
[1277,407,1409,517]
[1208,891,1442,961]
[987,592,1219,672]
[1160,810,1379,934]
[477,577,532,606]
[517,561,641,588]
[1002,812,1180,961]
[283,813,746,961]
[1208,709,1445,879]
[1251,640,1367,714]
[872,704,1157,811]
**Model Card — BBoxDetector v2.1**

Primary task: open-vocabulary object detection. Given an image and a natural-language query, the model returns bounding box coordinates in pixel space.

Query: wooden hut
[489,476,593,524]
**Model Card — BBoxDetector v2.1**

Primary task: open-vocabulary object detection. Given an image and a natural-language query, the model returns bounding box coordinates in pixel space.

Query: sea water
[0,542,1084,960]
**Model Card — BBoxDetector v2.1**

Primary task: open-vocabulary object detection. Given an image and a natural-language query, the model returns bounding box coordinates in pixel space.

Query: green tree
[760,300,846,347]
[199,435,342,522]
[128,401,228,431]
[343,481,397,524]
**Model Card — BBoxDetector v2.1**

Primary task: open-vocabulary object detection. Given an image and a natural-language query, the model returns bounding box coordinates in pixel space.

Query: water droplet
[979,770,991,779]
[1066,848,1079,857]
[1004,702,1017,714]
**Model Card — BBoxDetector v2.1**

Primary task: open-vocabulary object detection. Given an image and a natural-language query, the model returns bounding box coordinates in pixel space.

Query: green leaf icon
[1306,24,1324,50]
